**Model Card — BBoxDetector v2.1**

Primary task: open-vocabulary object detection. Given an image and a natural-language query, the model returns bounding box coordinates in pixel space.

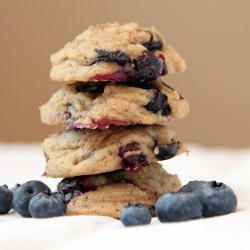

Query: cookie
[42,125,187,178]
[40,79,189,129]
[50,22,186,82]
[57,162,182,218]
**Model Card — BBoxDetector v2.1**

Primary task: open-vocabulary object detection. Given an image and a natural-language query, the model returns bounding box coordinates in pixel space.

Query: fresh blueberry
[178,180,207,192]
[12,180,50,217]
[181,181,237,218]
[0,185,13,214]
[155,192,203,222]
[29,190,66,218]
[11,183,21,193]
[120,203,152,227]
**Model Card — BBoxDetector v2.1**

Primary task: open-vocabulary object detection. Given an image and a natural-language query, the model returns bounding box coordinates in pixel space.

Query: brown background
[0,0,249,147]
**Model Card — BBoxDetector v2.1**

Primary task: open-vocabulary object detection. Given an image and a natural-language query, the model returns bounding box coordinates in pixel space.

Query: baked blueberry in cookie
[90,49,132,66]
[142,34,163,51]
[118,142,149,171]
[145,89,171,115]
[154,142,180,160]
[89,49,166,81]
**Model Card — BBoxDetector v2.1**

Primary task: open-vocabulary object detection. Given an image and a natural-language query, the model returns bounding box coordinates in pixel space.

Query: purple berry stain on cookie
[41,154,50,177]
[145,89,171,116]
[89,70,135,82]
[69,117,138,130]
[41,171,47,177]
[119,142,148,172]
[93,118,137,129]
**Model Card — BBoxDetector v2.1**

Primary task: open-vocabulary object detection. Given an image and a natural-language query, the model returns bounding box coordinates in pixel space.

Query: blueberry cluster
[120,180,237,226]
[1,179,237,223]
[0,181,66,218]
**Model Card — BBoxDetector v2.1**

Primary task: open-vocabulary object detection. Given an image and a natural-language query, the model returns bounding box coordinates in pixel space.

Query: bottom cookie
[57,162,181,218]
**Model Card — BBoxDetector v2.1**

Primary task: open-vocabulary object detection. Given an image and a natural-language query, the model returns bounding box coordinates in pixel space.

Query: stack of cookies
[40,22,189,218]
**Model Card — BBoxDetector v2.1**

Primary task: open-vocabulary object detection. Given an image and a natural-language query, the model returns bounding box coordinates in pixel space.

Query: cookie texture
[42,125,187,178]
[40,79,189,129]
[57,162,182,218]
[50,22,186,82]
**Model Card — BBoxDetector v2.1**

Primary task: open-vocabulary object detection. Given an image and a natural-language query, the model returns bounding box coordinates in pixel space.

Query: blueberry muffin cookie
[50,22,186,82]
[42,125,187,178]
[40,79,189,129]
[57,162,182,218]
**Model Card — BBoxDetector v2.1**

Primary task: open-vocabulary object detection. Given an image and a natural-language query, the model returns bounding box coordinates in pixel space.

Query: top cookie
[50,22,186,82]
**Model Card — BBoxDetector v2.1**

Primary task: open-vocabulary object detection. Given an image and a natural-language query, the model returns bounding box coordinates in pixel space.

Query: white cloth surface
[0,142,250,250]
